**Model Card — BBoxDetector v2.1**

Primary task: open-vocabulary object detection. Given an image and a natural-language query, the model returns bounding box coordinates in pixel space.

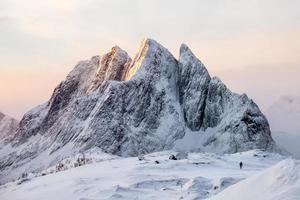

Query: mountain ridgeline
[0,112,18,145]
[0,39,277,184]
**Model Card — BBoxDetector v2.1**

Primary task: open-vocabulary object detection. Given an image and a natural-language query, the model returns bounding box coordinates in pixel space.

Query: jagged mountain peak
[0,112,18,125]
[179,43,190,53]
[179,43,203,60]
[139,38,166,52]
[178,43,211,131]
[89,46,131,91]
[0,39,278,185]
[0,111,19,142]
[124,38,176,81]
[179,43,208,72]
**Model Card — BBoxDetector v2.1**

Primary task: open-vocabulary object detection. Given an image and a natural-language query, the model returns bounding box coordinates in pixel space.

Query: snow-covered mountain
[0,150,297,200]
[0,112,18,144]
[265,95,300,158]
[0,39,277,184]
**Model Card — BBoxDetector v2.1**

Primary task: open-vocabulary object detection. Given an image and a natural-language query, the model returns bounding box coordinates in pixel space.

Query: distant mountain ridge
[265,95,300,158]
[0,112,18,144]
[0,39,277,184]
[266,95,300,134]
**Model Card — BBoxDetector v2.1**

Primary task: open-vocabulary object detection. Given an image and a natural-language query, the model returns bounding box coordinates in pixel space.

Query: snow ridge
[212,159,300,200]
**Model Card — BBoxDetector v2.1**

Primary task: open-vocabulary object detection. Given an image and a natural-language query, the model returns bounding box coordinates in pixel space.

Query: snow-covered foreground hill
[0,150,298,200]
[212,159,300,200]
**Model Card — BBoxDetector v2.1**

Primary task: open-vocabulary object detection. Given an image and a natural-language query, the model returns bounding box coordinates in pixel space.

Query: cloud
[2,0,300,40]
[216,65,300,111]
[0,16,13,22]
[0,0,81,39]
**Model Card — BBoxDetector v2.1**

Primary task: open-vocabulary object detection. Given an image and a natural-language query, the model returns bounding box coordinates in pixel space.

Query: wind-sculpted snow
[212,158,300,200]
[0,150,289,200]
[0,39,277,184]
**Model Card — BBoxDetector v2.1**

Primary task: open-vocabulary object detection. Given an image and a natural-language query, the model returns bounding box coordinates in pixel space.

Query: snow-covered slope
[0,112,18,144]
[212,159,300,200]
[0,150,289,200]
[0,39,277,184]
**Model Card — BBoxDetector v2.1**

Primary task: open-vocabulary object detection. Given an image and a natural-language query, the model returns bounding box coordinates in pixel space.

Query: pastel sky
[0,0,300,119]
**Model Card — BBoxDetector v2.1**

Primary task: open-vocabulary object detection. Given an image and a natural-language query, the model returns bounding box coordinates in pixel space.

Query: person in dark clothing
[239,161,243,169]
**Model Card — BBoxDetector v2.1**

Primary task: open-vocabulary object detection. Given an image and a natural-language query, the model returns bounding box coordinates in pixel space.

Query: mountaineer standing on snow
[239,161,243,169]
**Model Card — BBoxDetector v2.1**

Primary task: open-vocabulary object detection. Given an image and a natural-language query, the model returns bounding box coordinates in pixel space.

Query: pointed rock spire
[178,43,211,131]
[89,46,131,91]
[124,38,177,81]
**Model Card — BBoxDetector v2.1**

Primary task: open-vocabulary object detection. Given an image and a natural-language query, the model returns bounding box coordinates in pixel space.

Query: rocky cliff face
[0,39,277,184]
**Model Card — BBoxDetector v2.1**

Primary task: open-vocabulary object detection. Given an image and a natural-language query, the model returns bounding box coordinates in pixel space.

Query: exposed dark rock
[169,154,177,160]
[178,44,211,131]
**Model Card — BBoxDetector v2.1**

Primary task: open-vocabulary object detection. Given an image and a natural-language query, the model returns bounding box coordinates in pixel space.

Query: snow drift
[0,150,288,200]
[212,159,300,200]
